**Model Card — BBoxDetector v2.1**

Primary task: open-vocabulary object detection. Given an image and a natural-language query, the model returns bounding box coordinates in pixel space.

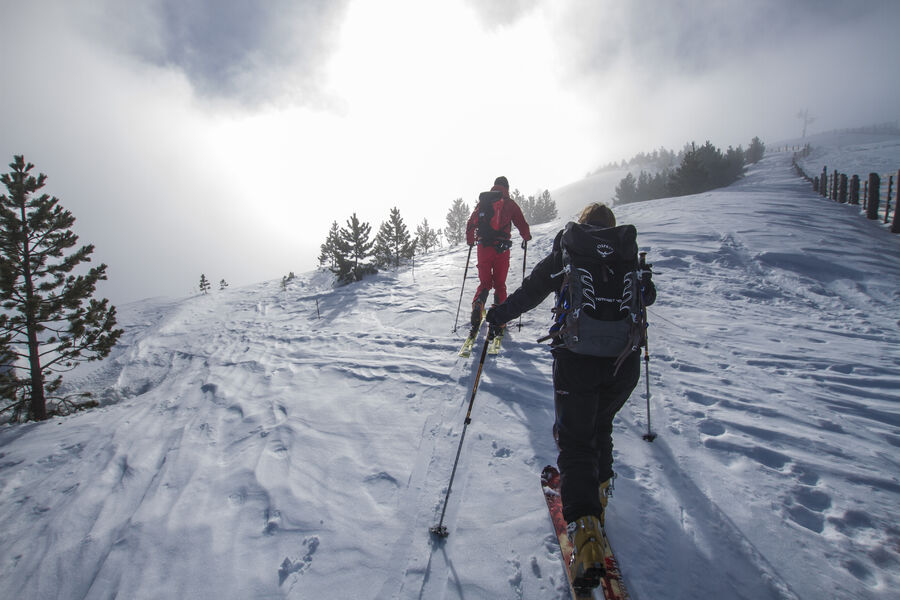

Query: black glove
[485,306,501,326]
[641,270,653,286]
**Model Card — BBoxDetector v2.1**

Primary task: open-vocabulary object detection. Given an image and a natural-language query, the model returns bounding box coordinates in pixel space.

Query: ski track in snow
[1,142,899,600]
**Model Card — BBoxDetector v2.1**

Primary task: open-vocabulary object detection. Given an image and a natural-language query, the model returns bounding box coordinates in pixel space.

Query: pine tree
[199,274,211,294]
[0,343,15,409]
[0,156,123,421]
[415,218,439,254]
[648,170,671,199]
[513,189,536,222]
[618,141,745,202]
[615,172,637,204]
[335,213,376,283]
[724,146,746,183]
[374,207,414,268]
[444,198,470,246]
[532,190,558,224]
[318,221,342,269]
[746,137,765,164]
[669,143,709,196]
[219,279,228,290]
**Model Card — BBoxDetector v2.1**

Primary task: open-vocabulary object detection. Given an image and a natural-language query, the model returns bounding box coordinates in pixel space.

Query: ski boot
[469,291,488,336]
[567,515,605,591]
[468,303,483,338]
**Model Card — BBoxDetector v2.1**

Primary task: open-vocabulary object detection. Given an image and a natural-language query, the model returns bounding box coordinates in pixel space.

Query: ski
[458,311,486,358]
[541,465,630,600]
[458,333,477,357]
[487,328,504,355]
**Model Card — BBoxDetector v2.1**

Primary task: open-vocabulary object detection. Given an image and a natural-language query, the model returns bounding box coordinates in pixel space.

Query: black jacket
[490,229,657,329]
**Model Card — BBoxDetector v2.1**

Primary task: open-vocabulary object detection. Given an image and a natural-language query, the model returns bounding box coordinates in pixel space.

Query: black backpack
[545,222,643,365]
[476,191,508,248]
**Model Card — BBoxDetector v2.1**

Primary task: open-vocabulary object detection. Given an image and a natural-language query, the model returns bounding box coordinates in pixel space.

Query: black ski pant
[553,350,641,524]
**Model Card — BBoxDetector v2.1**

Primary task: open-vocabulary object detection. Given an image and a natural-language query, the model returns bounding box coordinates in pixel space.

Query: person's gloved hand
[485,306,501,326]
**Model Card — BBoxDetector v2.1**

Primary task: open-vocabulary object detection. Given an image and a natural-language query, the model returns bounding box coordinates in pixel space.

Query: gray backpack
[545,222,643,366]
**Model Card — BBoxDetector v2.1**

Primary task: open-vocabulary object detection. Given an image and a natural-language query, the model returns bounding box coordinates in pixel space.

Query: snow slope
[1,146,899,600]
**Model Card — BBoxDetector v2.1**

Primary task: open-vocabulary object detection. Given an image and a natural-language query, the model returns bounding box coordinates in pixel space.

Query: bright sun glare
[201,0,605,257]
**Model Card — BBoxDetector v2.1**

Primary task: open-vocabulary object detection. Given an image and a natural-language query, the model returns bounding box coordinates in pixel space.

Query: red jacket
[466,185,532,246]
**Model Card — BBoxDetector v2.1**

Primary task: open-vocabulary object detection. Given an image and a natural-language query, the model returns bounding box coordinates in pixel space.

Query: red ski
[541,465,630,600]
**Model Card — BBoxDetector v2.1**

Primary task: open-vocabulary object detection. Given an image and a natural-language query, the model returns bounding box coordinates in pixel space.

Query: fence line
[792,147,900,233]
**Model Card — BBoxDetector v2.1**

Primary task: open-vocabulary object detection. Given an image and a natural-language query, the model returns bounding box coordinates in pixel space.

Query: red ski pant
[473,245,510,306]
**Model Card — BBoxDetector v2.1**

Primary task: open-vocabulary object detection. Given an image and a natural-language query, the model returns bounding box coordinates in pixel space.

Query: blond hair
[577,203,616,227]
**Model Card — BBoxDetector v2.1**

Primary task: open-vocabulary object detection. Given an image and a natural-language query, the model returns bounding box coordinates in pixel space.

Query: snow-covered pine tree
[199,274,211,294]
[443,198,469,246]
[373,207,414,268]
[0,156,123,421]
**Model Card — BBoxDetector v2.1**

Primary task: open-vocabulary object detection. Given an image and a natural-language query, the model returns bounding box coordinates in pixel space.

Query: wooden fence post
[864,180,869,209]
[813,176,820,193]
[839,174,848,203]
[866,173,881,220]
[821,167,828,197]
[885,175,894,224]
[850,175,860,205]
[892,169,900,233]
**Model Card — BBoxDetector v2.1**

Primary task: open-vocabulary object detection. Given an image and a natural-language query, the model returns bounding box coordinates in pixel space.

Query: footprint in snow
[492,441,512,458]
[278,536,319,585]
[783,484,832,533]
[698,419,726,436]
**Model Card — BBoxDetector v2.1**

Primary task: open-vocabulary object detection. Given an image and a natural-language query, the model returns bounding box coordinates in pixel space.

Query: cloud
[88,0,351,108]
[552,0,895,83]
[2,0,898,308]
[462,0,541,28]
[537,0,900,153]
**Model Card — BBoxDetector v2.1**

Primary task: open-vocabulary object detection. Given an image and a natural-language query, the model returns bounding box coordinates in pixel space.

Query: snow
[1,137,899,599]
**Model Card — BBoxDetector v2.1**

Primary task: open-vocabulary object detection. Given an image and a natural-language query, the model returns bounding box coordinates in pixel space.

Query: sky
[2,0,899,305]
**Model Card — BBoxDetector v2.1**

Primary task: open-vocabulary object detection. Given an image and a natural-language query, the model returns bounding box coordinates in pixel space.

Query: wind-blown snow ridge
[1,141,899,599]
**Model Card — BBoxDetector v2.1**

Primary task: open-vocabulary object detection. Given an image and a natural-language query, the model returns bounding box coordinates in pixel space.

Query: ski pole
[641,320,656,442]
[430,333,491,538]
[518,240,527,331]
[639,252,657,442]
[452,245,474,334]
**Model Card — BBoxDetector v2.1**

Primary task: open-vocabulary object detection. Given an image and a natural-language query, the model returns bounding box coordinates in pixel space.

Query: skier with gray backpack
[485,202,656,595]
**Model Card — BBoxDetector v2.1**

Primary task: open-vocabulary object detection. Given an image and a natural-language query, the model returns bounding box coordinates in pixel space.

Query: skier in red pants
[465,176,531,336]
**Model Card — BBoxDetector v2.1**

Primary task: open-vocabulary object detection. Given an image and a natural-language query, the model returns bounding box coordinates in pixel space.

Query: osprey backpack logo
[595,242,615,258]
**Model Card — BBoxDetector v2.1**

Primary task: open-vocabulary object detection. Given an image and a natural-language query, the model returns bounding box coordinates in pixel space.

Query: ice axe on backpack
[639,251,657,442]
